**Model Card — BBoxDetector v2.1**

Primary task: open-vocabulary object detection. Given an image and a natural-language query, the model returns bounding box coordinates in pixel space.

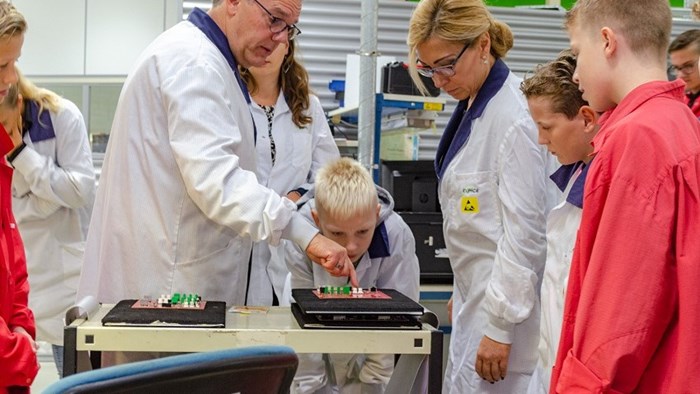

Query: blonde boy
[553,1,700,392]
[285,158,420,394]
[520,50,598,394]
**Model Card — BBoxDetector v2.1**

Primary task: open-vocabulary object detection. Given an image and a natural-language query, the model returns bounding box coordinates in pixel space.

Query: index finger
[341,257,359,287]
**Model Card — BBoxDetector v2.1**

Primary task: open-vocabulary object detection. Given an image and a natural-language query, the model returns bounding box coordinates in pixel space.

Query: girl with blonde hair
[2,70,95,378]
[0,0,40,390]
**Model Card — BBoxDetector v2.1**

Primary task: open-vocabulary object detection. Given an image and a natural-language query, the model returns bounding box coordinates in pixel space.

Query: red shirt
[551,79,700,393]
[0,128,37,393]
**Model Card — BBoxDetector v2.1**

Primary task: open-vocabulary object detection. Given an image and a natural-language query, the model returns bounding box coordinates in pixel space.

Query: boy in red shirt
[552,0,700,392]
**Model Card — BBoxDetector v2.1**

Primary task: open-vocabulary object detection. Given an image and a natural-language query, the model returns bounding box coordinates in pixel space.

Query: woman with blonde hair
[407,0,555,392]
[241,39,339,306]
[1,70,95,377]
[0,1,40,391]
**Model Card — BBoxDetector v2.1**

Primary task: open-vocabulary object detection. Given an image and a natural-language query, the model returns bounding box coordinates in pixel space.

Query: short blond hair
[565,0,670,62]
[520,50,587,120]
[314,158,378,221]
[407,0,513,95]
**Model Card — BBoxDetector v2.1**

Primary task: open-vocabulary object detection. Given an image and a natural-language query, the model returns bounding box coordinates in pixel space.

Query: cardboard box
[380,127,438,161]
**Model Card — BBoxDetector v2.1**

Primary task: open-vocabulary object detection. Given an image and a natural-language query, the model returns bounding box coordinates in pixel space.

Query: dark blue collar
[435,59,510,180]
[367,221,390,259]
[549,161,590,209]
[188,8,251,104]
[25,100,55,143]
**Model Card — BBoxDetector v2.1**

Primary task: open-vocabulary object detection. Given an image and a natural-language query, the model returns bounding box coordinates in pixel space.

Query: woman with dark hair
[241,39,339,306]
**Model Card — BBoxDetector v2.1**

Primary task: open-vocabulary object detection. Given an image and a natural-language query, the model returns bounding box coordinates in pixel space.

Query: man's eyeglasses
[669,59,698,75]
[417,41,472,78]
[252,0,301,41]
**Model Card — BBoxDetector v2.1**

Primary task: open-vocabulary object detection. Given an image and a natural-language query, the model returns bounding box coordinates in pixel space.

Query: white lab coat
[526,164,584,394]
[247,93,339,306]
[440,71,551,393]
[285,187,420,394]
[11,98,95,345]
[77,18,318,306]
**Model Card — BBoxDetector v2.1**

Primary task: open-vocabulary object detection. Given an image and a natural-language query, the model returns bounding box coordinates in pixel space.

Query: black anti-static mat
[102,299,226,328]
[291,288,424,315]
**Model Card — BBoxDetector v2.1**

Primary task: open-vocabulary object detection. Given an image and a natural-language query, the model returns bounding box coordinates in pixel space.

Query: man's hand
[475,335,511,383]
[305,233,358,287]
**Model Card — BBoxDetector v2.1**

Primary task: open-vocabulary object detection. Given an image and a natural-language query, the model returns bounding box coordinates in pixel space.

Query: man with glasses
[252,0,302,41]
[78,0,357,365]
[669,29,700,118]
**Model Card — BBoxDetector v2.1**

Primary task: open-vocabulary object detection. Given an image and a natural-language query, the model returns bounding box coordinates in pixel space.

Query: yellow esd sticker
[423,102,443,111]
[460,196,479,213]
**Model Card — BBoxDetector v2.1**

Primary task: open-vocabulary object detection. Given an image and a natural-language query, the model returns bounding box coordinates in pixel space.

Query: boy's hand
[13,326,38,353]
[286,190,302,202]
[305,234,359,287]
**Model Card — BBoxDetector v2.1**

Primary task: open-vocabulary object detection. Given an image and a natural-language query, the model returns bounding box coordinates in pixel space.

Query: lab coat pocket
[446,171,501,239]
[291,130,313,169]
[172,237,249,301]
[60,241,85,291]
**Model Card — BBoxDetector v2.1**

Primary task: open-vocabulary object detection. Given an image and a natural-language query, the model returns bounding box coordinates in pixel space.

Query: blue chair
[43,345,298,394]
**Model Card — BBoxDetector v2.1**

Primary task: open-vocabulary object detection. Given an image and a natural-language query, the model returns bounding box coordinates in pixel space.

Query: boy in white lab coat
[284,158,420,394]
[519,50,600,393]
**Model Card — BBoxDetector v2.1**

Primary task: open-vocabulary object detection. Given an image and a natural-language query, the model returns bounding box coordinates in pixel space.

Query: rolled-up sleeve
[483,118,547,344]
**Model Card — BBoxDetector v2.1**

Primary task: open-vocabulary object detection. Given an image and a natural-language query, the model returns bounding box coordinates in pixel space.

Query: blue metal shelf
[372,93,446,182]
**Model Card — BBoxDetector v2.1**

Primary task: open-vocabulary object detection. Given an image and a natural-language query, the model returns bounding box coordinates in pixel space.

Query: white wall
[15,0,182,76]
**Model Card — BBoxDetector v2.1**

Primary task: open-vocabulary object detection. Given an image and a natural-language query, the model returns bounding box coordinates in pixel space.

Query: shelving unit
[376,93,446,111]
[328,93,446,182]
[372,94,446,182]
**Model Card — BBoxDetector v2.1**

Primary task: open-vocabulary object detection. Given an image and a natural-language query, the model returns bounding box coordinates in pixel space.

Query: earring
[482,57,488,64]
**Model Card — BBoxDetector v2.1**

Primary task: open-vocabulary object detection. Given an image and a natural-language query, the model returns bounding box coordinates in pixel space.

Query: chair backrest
[43,345,298,394]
